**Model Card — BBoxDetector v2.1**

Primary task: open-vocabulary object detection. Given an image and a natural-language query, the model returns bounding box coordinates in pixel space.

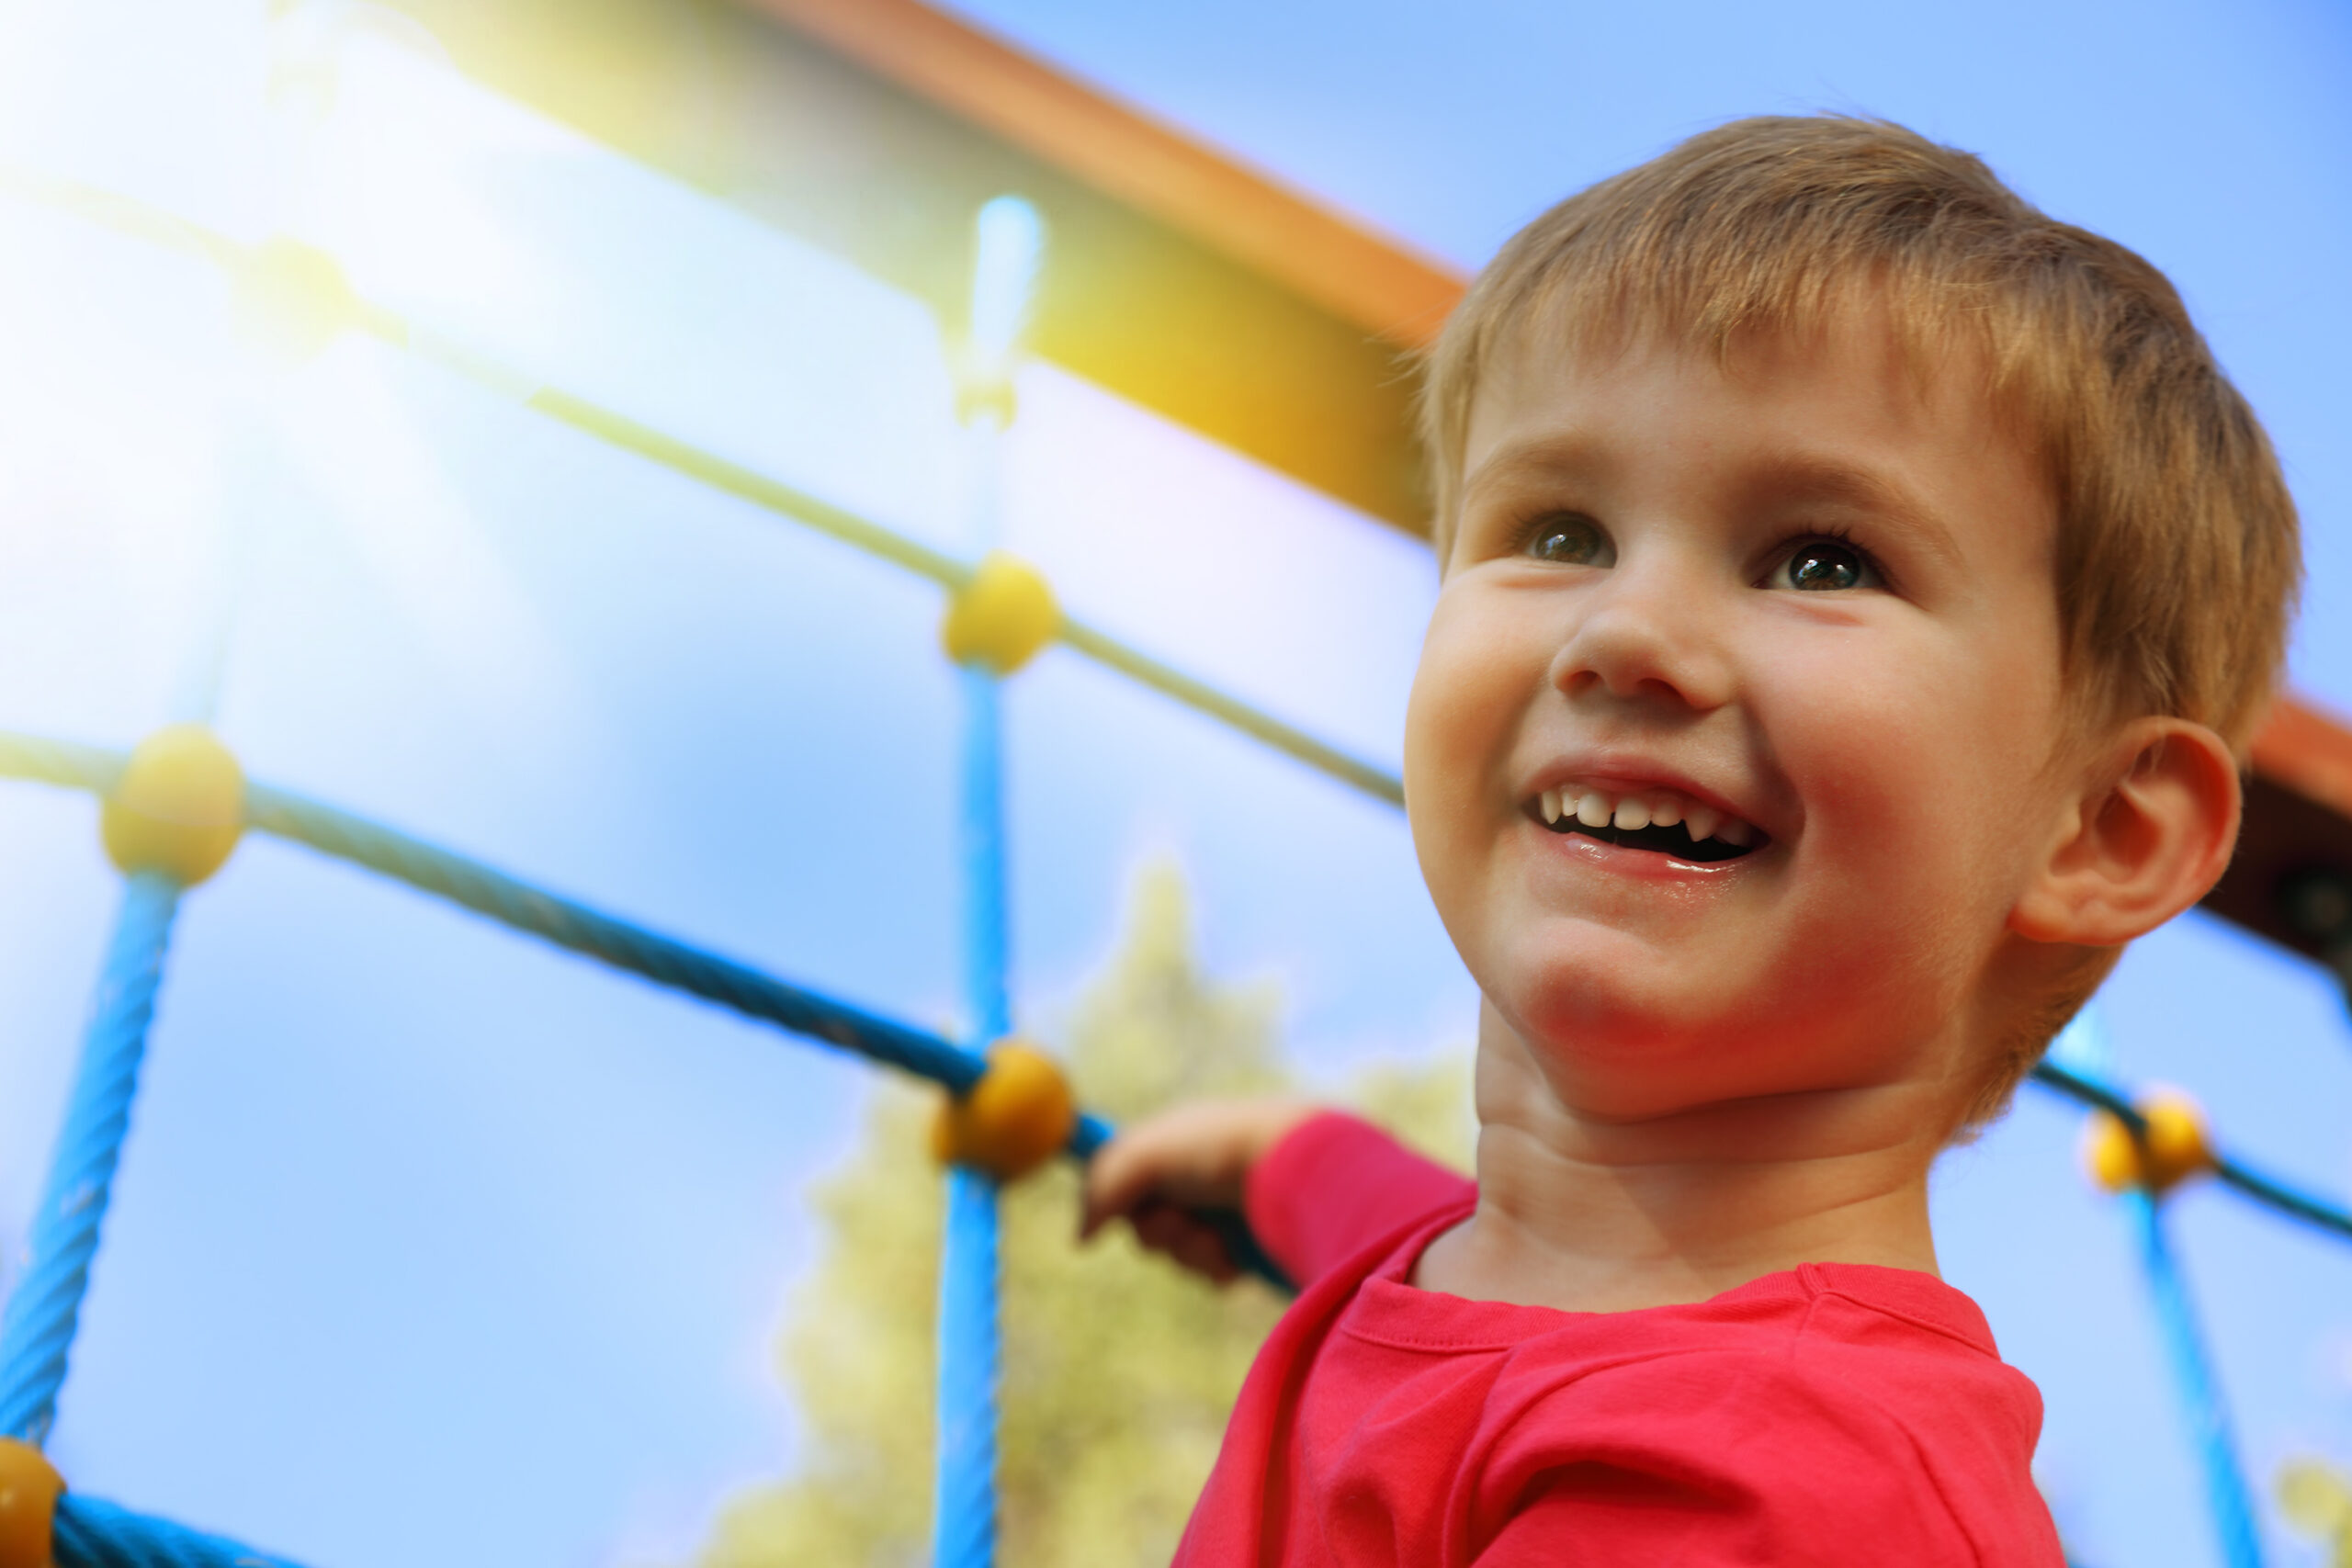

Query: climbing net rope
[0,166,2344,1568]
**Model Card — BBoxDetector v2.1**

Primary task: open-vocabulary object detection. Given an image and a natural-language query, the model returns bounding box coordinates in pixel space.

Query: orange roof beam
[740,0,1464,350]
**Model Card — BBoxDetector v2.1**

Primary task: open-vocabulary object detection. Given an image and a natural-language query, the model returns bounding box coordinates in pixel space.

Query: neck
[1416,1003,1947,1314]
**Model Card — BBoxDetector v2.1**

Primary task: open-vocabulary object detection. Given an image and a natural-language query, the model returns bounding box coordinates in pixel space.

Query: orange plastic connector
[100,725,246,886]
[2083,1088,2215,1195]
[940,552,1059,676]
[932,1041,1078,1182]
[0,1438,62,1568]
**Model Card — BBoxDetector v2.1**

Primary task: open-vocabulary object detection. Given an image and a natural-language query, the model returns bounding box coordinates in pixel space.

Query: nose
[1549,550,1735,712]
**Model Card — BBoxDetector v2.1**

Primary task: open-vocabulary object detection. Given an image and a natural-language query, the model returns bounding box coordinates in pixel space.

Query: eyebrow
[1459,434,1616,506]
[1746,454,1966,573]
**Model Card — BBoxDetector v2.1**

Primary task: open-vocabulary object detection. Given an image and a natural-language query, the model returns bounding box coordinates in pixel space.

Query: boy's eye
[1525,514,1614,568]
[1773,539,1880,592]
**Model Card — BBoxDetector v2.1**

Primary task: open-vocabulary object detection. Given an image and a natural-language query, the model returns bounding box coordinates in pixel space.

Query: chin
[1491,928,1745,1069]
[1497,915,1893,1084]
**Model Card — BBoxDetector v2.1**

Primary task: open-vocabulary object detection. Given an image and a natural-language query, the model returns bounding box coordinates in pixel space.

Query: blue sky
[938,0,2352,699]
[0,4,2346,1567]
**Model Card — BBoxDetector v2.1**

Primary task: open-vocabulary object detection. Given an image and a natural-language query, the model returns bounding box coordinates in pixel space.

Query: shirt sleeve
[1242,1111,1474,1290]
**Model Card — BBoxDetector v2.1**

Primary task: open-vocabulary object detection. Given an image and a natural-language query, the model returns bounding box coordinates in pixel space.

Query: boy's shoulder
[1472,1262,2045,1486]
[1351,1255,2038,1447]
[1351,1257,2059,1565]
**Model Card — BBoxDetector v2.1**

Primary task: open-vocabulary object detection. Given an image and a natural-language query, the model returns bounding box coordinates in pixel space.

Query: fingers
[1130,1200,1193,1256]
[1075,1098,1318,1288]
[1079,1122,1178,1241]
[1079,1097,1317,1241]
[1179,1229,1241,1285]
[1128,1199,1238,1284]
[1080,1102,1235,1238]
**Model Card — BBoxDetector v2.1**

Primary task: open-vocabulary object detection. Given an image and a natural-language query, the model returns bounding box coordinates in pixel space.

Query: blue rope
[526,392,1407,805]
[958,665,1012,1045]
[2125,1189,2266,1568]
[54,1493,303,1568]
[0,735,1302,1294]
[0,734,988,1094]
[236,779,991,1096]
[934,1165,1001,1568]
[935,658,1011,1567]
[930,193,1032,1563]
[0,871,181,1445]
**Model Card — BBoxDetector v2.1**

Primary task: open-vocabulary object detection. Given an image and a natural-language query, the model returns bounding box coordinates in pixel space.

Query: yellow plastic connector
[941,552,1059,676]
[101,725,246,887]
[2083,1087,2214,1195]
[932,1040,1078,1183]
[0,1438,61,1568]
[232,237,360,367]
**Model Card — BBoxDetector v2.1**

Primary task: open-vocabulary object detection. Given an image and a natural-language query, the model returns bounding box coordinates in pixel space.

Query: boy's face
[1407,318,2070,1119]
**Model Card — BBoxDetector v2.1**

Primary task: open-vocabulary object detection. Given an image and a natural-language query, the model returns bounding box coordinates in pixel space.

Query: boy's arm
[1242,1111,1472,1286]
[1081,1100,1471,1290]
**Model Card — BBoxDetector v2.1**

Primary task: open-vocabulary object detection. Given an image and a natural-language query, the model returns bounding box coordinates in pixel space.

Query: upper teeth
[1539,785,1757,846]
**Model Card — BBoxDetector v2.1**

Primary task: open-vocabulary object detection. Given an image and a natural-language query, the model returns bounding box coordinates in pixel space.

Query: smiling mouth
[1531,785,1767,864]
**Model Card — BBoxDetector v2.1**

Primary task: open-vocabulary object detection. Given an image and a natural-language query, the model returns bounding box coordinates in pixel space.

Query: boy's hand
[1080,1098,1318,1285]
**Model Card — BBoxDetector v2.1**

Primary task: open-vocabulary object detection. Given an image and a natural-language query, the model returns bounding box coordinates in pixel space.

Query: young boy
[1081,116,2299,1562]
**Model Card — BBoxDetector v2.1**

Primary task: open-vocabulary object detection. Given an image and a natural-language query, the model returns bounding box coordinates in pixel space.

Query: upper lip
[1520,753,1762,831]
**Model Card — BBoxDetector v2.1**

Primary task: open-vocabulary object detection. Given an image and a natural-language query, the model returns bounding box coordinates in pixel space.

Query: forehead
[1470,303,1984,460]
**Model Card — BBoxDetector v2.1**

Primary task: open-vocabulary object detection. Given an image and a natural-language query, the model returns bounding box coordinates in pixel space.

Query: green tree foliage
[2280,1455,2352,1568]
[695,862,1470,1568]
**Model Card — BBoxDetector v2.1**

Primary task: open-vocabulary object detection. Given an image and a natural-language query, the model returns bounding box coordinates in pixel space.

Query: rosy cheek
[1766,633,2045,911]
[1406,600,1525,896]
[1754,656,1947,843]
[1408,605,1494,763]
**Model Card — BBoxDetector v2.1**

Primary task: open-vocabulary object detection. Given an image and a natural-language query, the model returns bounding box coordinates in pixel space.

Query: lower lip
[1523,818,1760,882]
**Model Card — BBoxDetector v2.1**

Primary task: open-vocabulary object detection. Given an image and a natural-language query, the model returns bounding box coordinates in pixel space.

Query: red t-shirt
[1174,1111,2064,1565]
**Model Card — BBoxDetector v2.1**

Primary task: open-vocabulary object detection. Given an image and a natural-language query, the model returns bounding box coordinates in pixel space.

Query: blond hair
[1420,114,2299,757]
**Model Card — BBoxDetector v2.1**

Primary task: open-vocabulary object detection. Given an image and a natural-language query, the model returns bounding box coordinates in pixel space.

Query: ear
[2010,718,2241,947]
